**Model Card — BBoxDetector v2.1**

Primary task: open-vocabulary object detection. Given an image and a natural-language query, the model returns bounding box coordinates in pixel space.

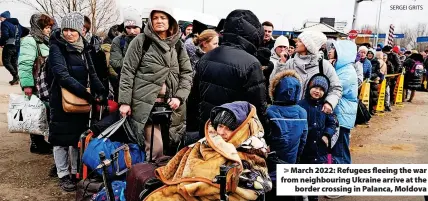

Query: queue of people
[1,6,427,200]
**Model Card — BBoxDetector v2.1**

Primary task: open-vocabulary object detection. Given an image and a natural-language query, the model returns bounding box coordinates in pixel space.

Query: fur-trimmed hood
[269,70,302,105]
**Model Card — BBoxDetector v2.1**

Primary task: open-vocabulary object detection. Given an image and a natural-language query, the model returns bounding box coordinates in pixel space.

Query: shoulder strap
[318,58,324,75]
[142,36,152,53]
[175,40,182,57]
[120,36,126,56]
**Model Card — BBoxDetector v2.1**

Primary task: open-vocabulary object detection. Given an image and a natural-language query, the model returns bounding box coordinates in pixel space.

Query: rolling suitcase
[125,103,173,201]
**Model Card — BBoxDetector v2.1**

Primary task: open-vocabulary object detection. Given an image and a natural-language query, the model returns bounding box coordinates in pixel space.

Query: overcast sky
[1,0,428,33]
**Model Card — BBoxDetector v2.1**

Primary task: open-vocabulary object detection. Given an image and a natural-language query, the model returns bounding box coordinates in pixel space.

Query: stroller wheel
[325,195,342,199]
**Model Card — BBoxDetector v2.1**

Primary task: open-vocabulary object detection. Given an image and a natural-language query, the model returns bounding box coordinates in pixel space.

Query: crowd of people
[1,6,428,200]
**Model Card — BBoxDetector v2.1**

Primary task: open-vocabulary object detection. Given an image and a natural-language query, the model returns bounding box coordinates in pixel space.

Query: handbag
[62,54,92,113]
[62,87,91,113]
[82,117,145,177]
[7,94,49,136]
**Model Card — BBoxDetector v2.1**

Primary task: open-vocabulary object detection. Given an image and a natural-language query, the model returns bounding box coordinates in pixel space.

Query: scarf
[84,31,93,43]
[61,32,84,53]
[29,14,50,45]
[293,53,319,68]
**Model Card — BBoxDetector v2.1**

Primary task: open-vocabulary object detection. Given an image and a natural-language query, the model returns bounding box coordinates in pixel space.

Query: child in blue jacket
[266,70,308,164]
[298,74,337,165]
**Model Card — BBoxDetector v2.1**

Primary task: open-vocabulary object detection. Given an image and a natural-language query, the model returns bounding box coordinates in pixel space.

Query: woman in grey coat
[270,31,342,114]
[118,7,192,160]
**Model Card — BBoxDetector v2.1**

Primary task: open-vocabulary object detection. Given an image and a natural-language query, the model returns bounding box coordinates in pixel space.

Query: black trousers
[2,44,18,77]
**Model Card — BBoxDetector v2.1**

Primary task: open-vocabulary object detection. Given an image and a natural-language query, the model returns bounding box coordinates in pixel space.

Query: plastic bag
[7,94,49,136]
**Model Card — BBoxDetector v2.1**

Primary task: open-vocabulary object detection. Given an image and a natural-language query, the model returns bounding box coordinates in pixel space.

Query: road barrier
[359,73,404,115]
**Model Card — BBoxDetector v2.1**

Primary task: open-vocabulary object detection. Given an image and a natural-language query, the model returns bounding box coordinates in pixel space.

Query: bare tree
[398,23,428,51]
[12,0,119,33]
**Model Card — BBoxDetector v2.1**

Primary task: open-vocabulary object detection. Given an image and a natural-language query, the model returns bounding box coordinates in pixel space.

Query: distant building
[303,18,348,33]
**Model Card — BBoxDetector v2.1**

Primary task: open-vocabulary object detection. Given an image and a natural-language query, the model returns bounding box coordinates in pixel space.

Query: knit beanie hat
[358,46,368,53]
[297,31,327,55]
[272,35,290,51]
[367,48,375,55]
[0,11,10,18]
[61,12,84,36]
[212,109,238,131]
[309,75,329,94]
[392,46,400,54]
[123,8,142,28]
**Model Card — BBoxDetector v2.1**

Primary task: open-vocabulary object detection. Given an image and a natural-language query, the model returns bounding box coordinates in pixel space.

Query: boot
[48,164,58,178]
[71,174,79,184]
[30,135,39,154]
[59,176,76,192]
[9,76,19,85]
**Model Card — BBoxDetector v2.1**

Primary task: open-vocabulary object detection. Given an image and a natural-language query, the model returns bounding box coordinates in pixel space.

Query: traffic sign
[349,30,358,39]
[417,36,428,43]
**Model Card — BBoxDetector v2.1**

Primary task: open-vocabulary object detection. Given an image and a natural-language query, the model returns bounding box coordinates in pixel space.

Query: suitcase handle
[97,117,126,140]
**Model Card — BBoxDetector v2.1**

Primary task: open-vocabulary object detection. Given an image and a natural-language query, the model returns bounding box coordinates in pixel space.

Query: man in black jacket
[191,9,268,137]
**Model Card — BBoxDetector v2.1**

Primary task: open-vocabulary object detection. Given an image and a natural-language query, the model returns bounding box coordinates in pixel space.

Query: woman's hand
[168,98,181,110]
[24,87,33,97]
[119,104,131,117]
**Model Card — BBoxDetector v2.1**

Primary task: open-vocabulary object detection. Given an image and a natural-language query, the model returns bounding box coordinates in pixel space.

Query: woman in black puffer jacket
[404,53,425,102]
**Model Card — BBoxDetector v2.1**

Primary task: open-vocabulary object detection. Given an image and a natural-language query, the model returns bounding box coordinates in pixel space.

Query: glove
[94,94,108,105]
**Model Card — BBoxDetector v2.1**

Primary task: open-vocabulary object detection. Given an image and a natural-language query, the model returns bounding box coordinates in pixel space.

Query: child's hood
[210,101,251,128]
[269,70,302,104]
[332,40,357,70]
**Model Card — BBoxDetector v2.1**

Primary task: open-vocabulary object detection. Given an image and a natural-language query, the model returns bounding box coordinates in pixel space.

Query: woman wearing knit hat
[270,31,343,115]
[48,11,106,192]
[181,21,193,41]
[270,35,290,71]
[119,7,192,160]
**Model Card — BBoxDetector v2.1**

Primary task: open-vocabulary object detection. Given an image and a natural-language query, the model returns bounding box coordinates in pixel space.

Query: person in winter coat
[270,35,290,73]
[145,101,272,201]
[367,49,380,114]
[298,74,336,164]
[48,12,106,192]
[270,31,342,116]
[119,7,192,160]
[82,16,109,98]
[256,47,275,105]
[186,29,219,132]
[327,40,358,165]
[1,11,24,85]
[191,9,268,138]
[18,13,55,154]
[267,70,308,164]
[262,21,275,50]
[403,53,425,102]
[181,21,193,41]
[188,29,219,71]
[376,51,388,82]
[102,24,120,44]
[356,46,372,81]
[110,9,142,101]
[383,45,402,106]
[382,53,394,111]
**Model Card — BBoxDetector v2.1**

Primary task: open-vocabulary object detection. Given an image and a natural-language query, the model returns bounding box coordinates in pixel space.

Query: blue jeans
[332,127,351,164]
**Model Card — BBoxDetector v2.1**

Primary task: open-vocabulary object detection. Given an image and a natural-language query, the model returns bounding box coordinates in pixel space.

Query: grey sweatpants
[53,146,78,178]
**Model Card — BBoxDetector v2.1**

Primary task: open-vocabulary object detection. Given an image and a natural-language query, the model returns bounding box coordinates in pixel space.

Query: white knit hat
[272,35,290,52]
[123,8,142,28]
[297,31,327,55]
[358,46,368,53]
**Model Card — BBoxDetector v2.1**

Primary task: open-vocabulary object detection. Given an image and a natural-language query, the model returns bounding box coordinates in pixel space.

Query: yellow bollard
[375,79,386,115]
[393,73,404,107]
[359,80,370,110]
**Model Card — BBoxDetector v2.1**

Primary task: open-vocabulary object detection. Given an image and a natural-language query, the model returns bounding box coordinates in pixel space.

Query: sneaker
[59,176,76,192]
[48,164,57,178]
[71,174,79,184]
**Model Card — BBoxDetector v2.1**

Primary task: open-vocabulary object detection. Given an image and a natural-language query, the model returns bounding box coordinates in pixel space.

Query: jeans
[2,44,18,77]
[332,127,351,164]
[53,146,78,178]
